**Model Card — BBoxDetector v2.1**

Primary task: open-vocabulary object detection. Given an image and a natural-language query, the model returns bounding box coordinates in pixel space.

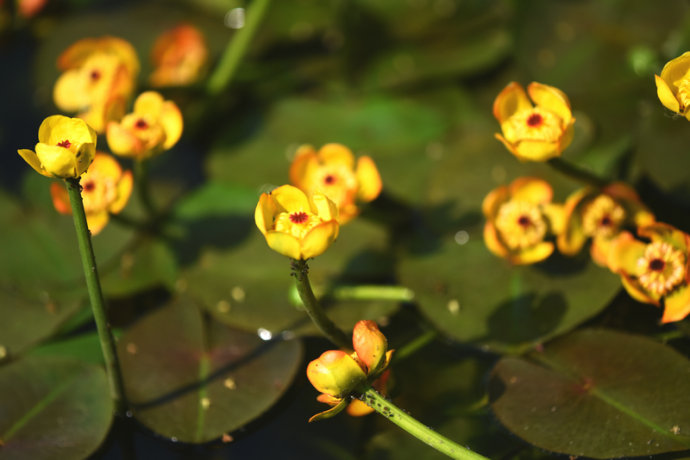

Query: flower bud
[306,350,366,398]
[352,320,388,375]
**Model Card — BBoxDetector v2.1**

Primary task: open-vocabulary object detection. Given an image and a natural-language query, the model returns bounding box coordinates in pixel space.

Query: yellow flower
[493,82,575,162]
[53,36,139,133]
[106,91,183,159]
[608,223,690,323]
[307,350,367,399]
[289,143,382,224]
[558,183,655,266]
[150,23,208,87]
[655,51,690,119]
[483,177,565,265]
[18,115,97,178]
[50,153,133,235]
[255,184,339,260]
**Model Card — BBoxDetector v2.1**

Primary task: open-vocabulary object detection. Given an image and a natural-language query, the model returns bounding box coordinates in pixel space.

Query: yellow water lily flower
[608,223,690,323]
[655,51,690,119]
[106,91,183,159]
[150,23,208,87]
[51,153,133,235]
[255,184,339,260]
[483,177,565,265]
[53,36,139,133]
[289,143,382,224]
[493,82,575,162]
[18,115,96,178]
[558,183,655,266]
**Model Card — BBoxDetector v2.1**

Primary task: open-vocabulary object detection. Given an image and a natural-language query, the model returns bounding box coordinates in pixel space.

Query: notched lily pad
[489,328,690,458]
[0,355,113,460]
[118,297,302,443]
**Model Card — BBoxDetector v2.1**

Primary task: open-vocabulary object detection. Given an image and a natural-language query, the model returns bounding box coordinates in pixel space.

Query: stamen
[290,212,309,224]
[83,180,96,192]
[324,174,336,185]
[582,195,625,238]
[495,200,547,250]
[90,70,101,81]
[526,113,543,127]
[636,241,686,296]
[57,140,72,148]
[135,119,149,129]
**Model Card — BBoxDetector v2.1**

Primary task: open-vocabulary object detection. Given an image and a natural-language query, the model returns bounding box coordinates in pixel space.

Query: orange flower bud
[352,320,388,375]
[306,350,366,398]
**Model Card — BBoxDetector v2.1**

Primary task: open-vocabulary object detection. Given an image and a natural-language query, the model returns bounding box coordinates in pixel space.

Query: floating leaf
[490,328,690,458]
[118,298,302,443]
[0,355,113,460]
[399,237,620,353]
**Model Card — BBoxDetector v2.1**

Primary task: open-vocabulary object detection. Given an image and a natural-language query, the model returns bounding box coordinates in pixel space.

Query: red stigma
[600,215,612,227]
[290,211,309,224]
[649,259,665,272]
[83,180,95,192]
[135,119,149,129]
[90,70,101,81]
[517,215,531,227]
[324,174,336,185]
[57,140,72,148]
[526,113,543,127]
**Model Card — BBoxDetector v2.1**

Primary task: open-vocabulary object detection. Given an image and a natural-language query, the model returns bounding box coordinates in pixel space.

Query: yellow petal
[308,397,349,423]
[17,149,50,177]
[513,139,560,161]
[318,143,355,169]
[620,274,660,305]
[640,223,688,252]
[510,241,554,265]
[543,203,565,235]
[35,144,78,178]
[133,91,164,117]
[106,121,140,157]
[40,115,96,146]
[654,74,680,113]
[270,185,311,213]
[510,177,553,204]
[50,182,71,214]
[661,285,690,323]
[608,231,646,274]
[301,220,339,259]
[589,236,613,267]
[346,399,374,417]
[265,231,302,259]
[312,192,338,222]
[483,222,509,258]
[53,70,90,112]
[110,170,133,214]
[86,210,110,235]
[254,193,277,235]
[493,82,532,123]
[659,51,690,92]
[289,146,318,187]
[159,102,183,150]
[527,82,572,125]
[355,156,382,202]
[557,188,590,256]
[482,185,509,219]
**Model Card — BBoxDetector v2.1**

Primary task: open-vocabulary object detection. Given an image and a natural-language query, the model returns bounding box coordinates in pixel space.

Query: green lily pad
[489,328,690,458]
[399,237,620,353]
[118,297,302,443]
[0,355,113,460]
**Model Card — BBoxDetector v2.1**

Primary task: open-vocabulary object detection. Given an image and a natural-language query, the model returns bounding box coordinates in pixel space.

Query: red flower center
[290,211,309,224]
[90,70,101,81]
[57,140,72,148]
[517,215,532,227]
[324,174,336,185]
[649,258,665,272]
[135,119,149,129]
[526,113,543,127]
[83,180,95,192]
[600,215,612,227]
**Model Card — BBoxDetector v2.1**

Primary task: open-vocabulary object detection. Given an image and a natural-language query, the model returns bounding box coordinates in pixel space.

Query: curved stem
[362,387,488,460]
[547,157,608,188]
[65,178,127,414]
[291,259,351,350]
[206,0,272,96]
[392,329,438,362]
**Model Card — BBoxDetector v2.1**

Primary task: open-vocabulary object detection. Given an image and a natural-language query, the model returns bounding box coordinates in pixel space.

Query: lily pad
[0,355,113,460]
[399,237,620,353]
[489,328,690,458]
[118,297,302,443]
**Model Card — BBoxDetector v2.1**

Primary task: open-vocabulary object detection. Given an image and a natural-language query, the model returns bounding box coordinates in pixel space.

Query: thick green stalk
[291,259,351,350]
[207,0,272,96]
[547,157,608,188]
[65,178,126,413]
[362,388,488,460]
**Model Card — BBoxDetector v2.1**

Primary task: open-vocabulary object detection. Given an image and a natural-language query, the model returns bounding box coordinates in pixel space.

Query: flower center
[290,211,309,224]
[495,200,547,250]
[507,108,562,143]
[636,241,686,296]
[582,195,625,238]
[90,70,101,81]
[57,140,72,148]
[135,118,149,129]
[324,174,337,185]
[83,180,96,192]
[674,72,690,112]
[526,113,543,127]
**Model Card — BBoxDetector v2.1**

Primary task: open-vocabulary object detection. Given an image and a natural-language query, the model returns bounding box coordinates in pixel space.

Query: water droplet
[0,346,6,359]
[125,410,134,418]
[222,433,234,443]
[231,286,246,302]
[224,378,237,390]
[201,397,211,409]
[447,299,460,315]
[454,230,469,245]
[217,300,231,314]
[257,328,273,341]
[224,8,245,29]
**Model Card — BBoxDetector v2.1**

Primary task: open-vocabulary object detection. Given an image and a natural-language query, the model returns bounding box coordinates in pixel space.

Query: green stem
[392,329,438,362]
[65,178,127,414]
[291,259,351,350]
[362,388,488,460]
[547,157,608,188]
[134,159,155,216]
[206,0,272,96]
[327,285,415,303]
